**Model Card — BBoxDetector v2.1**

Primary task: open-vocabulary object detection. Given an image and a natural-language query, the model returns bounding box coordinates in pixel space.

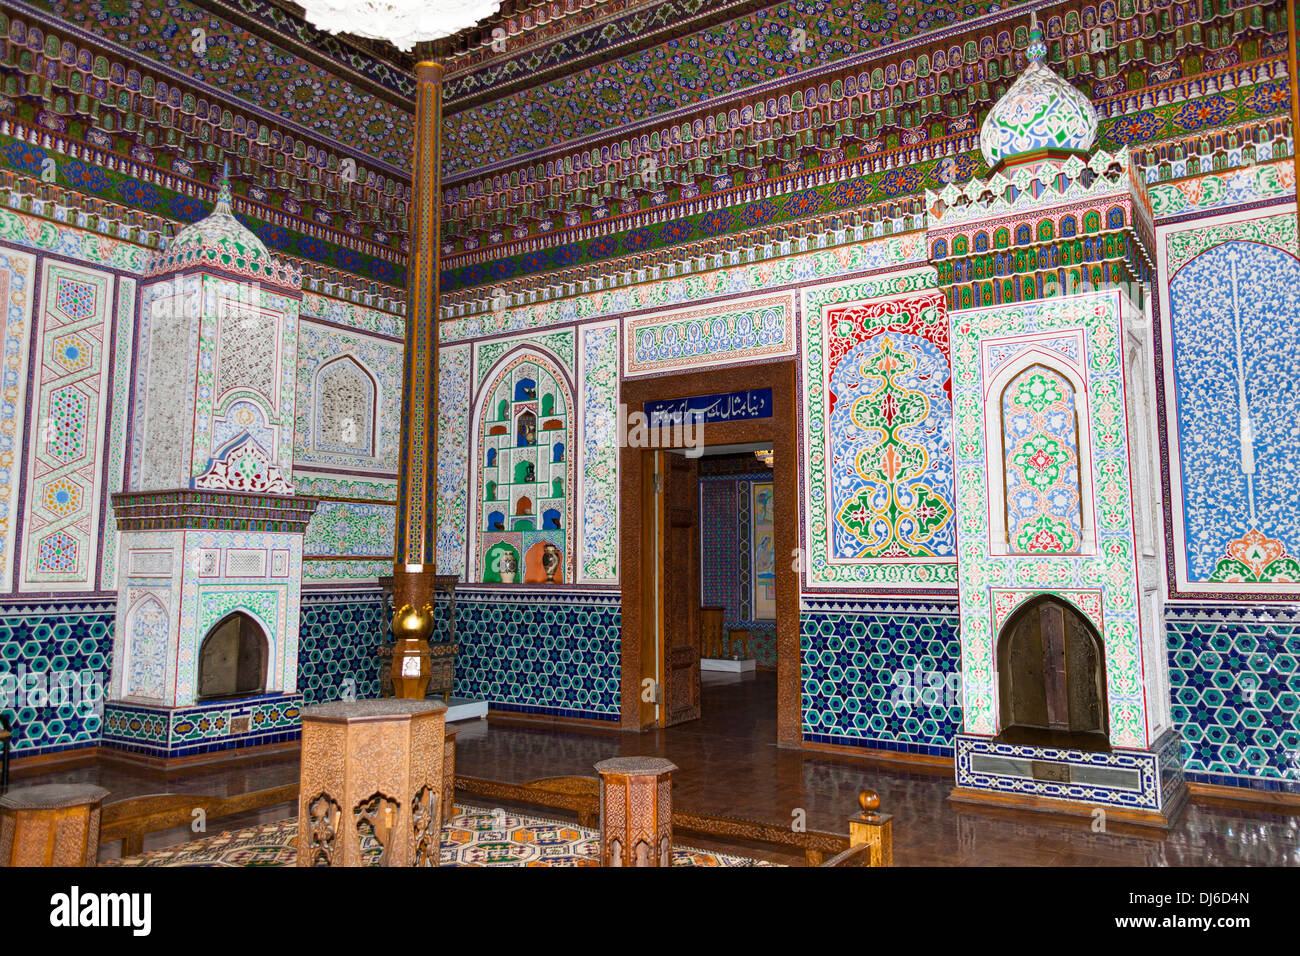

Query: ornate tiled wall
[449,589,621,721]
[297,590,386,705]
[800,268,957,591]
[1167,604,1300,793]
[0,600,113,756]
[1155,205,1300,600]
[294,300,404,586]
[801,597,961,755]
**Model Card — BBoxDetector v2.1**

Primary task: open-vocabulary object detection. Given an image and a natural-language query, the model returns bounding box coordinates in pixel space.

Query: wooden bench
[454,773,891,866]
[101,784,298,857]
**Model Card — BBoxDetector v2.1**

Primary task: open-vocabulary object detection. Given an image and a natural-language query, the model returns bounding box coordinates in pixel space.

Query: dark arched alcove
[995,595,1109,751]
[197,612,268,702]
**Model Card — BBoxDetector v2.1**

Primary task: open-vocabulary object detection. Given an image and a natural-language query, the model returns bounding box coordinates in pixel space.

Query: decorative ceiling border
[10,0,413,176]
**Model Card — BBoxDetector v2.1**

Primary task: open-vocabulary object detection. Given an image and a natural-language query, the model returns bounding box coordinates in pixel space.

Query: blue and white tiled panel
[298,590,387,705]
[800,598,961,756]
[101,692,303,758]
[450,588,621,721]
[955,730,1186,815]
[1166,605,1300,794]
[0,602,114,757]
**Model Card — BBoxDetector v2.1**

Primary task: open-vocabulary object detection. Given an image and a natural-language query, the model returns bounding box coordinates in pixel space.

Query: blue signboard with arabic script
[644,388,772,426]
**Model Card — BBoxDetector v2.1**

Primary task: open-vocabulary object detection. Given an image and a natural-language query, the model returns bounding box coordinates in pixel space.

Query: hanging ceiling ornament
[298,0,502,52]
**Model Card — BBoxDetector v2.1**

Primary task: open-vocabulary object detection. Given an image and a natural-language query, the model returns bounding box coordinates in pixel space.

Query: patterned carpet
[103,805,774,867]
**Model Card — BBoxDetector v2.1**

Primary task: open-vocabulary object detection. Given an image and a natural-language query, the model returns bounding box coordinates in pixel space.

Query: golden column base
[391,603,433,699]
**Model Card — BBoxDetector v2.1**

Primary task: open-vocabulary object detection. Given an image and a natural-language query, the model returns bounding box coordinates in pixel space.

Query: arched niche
[983,345,1095,557]
[995,595,1108,750]
[314,355,378,457]
[197,611,269,702]
[473,348,573,584]
[125,595,168,701]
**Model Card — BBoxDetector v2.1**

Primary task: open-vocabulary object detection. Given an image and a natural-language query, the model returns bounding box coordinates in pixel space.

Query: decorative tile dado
[954,730,1184,813]
[103,692,303,758]
[298,590,385,705]
[1166,604,1300,791]
[622,291,796,378]
[0,600,114,757]
[451,589,621,721]
[800,598,961,755]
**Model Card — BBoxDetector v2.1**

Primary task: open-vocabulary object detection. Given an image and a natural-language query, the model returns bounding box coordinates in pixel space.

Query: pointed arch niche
[472,348,575,584]
[982,335,1096,557]
[313,354,379,458]
[125,594,169,701]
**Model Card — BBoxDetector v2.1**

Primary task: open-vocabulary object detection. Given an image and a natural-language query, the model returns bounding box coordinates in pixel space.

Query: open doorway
[619,361,799,744]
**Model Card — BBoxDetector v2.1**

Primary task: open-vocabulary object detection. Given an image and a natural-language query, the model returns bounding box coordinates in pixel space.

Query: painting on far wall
[752,481,776,620]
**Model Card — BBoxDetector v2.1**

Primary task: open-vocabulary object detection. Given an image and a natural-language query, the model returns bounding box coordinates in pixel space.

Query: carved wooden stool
[297,699,446,867]
[0,783,109,866]
[594,757,676,867]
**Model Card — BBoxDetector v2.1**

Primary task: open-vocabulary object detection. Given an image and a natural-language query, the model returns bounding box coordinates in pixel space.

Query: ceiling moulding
[4,0,414,176]
[0,170,407,312]
[439,0,1279,184]
[441,0,778,115]
[199,0,419,105]
[437,59,1287,272]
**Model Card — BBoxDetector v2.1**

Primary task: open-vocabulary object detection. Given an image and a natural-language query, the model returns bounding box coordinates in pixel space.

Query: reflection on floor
[10,669,1300,866]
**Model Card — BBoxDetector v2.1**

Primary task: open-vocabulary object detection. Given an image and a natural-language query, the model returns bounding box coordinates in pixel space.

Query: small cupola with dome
[979,14,1099,174]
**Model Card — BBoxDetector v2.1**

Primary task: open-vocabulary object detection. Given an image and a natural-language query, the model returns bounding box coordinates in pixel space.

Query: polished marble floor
[12,670,1300,865]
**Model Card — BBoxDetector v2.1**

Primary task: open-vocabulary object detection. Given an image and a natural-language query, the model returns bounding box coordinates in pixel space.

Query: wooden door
[660,452,701,726]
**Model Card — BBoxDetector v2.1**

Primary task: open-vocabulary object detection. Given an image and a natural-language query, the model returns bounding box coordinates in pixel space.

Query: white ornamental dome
[979,20,1098,169]
[167,167,271,263]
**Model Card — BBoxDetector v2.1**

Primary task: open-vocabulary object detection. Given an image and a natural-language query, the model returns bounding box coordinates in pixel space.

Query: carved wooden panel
[595,757,676,867]
[296,700,446,867]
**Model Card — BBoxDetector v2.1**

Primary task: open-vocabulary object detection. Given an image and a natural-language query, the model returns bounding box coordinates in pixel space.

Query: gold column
[391,60,445,698]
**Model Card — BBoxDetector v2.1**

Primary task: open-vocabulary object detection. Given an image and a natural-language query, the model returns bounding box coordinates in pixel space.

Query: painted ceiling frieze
[14,0,415,172]
[442,0,1041,177]
[438,72,1290,293]
[440,1,1287,263]
[198,0,416,100]
[443,0,774,110]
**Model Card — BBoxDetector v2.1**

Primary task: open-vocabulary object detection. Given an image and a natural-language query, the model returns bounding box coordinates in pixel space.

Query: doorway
[619,361,799,744]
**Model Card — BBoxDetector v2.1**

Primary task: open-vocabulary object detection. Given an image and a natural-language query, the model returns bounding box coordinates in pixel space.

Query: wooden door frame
[619,360,800,745]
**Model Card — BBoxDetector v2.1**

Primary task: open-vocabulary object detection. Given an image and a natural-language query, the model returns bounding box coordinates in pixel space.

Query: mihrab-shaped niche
[474,349,573,584]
